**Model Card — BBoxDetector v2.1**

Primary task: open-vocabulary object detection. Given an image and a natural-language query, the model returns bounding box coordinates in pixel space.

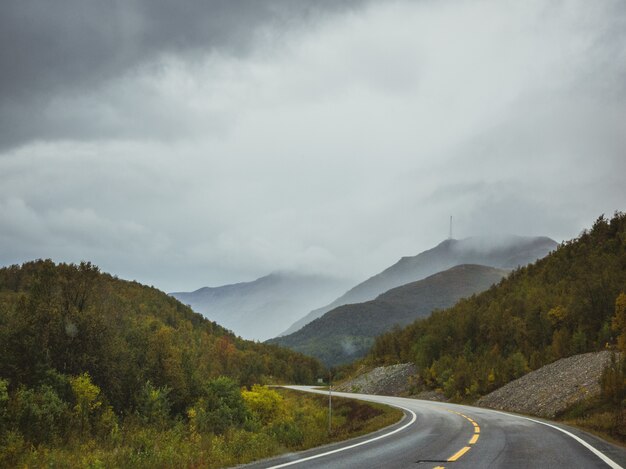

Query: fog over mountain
[281,235,557,336]
[170,272,351,341]
[1,1,624,292]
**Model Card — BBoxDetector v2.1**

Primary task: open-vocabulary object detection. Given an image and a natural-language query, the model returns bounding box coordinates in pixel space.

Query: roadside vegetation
[0,261,401,467]
[563,293,626,443]
[0,380,401,468]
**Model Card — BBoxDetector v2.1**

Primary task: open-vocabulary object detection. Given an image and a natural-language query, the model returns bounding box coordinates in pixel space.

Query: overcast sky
[1,0,625,292]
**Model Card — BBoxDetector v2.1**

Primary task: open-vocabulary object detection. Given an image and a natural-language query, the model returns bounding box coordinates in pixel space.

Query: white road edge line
[488,409,623,469]
[266,402,417,468]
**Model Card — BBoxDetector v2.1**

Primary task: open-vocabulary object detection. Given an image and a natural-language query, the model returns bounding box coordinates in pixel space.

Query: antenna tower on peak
[449,215,453,240]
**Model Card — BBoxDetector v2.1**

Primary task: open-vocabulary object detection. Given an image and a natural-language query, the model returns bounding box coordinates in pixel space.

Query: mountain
[269,264,508,366]
[170,272,351,341]
[366,213,626,402]
[280,235,557,336]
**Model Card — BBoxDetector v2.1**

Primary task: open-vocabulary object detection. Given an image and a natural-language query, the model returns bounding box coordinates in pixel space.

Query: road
[242,386,626,469]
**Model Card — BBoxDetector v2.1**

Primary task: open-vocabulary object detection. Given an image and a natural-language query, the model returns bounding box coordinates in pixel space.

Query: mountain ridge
[269,264,508,366]
[281,235,557,336]
[170,271,351,341]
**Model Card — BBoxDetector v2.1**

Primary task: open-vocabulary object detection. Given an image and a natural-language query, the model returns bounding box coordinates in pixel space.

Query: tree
[189,377,248,434]
[612,293,626,352]
[69,372,102,435]
[137,381,171,429]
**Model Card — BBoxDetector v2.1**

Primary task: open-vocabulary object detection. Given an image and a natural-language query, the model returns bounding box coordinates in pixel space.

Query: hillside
[0,260,322,416]
[0,261,407,467]
[269,264,508,366]
[171,272,350,341]
[367,213,626,402]
[281,235,556,336]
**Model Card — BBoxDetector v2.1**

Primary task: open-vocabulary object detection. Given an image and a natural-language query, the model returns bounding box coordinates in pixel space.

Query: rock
[335,363,417,396]
[477,351,615,418]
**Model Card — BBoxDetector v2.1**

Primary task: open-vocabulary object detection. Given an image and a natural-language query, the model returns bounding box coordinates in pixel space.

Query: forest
[367,212,626,404]
[0,260,395,466]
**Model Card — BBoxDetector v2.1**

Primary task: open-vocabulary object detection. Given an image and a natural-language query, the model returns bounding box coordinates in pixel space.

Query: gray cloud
[0,0,625,292]
[0,0,365,149]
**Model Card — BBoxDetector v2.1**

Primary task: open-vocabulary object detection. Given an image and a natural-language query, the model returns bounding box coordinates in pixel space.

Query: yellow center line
[448,446,471,461]
[433,466,445,469]
[443,409,481,462]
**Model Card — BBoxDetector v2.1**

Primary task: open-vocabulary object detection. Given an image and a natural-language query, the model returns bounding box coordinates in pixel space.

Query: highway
[242,386,626,469]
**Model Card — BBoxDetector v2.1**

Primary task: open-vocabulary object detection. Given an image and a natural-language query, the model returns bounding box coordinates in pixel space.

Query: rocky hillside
[335,363,417,396]
[282,235,556,335]
[477,351,613,418]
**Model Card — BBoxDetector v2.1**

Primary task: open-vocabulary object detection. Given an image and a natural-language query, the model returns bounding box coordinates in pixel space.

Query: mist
[1,0,624,291]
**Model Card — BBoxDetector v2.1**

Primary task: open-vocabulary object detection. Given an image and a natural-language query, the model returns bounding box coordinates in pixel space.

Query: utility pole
[328,371,332,434]
[449,215,453,240]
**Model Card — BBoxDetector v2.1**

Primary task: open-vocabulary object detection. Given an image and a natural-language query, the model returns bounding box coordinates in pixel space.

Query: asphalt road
[242,386,626,469]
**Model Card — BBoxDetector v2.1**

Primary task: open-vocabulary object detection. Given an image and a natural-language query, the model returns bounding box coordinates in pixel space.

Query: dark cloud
[0,0,365,149]
[0,0,624,292]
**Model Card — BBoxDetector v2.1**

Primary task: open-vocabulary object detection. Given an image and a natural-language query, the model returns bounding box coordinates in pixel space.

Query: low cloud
[1,0,624,291]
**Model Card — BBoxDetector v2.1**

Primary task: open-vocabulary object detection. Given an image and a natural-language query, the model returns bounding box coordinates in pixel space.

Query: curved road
[243,386,626,469]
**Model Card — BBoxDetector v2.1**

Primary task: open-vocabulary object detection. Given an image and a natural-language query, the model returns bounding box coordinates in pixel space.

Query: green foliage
[242,385,285,425]
[366,212,626,400]
[10,384,68,444]
[600,353,626,407]
[70,372,103,435]
[137,381,172,429]
[0,259,325,464]
[0,378,8,434]
[612,292,626,352]
[186,377,250,435]
[202,377,248,434]
[0,387,402,468]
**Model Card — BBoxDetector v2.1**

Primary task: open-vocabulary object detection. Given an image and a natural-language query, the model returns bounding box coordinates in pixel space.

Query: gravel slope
[335,363,417,396]
[477,351,614,417]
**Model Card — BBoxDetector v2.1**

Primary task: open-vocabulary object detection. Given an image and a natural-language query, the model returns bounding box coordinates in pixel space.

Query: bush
[242,385,285,425]
[10,384,68,444]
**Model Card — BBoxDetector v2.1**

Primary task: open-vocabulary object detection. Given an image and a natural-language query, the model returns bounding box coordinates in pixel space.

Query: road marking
[487,409,623,469]
[266,403,417,468]
[442,409,480,461]
[433,466,445,469]
[448,446,471,461]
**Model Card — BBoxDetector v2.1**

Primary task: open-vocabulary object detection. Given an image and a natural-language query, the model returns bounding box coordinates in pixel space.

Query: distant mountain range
[280,235,557,336]
[170,272,351,341]
[268,264,509,366]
